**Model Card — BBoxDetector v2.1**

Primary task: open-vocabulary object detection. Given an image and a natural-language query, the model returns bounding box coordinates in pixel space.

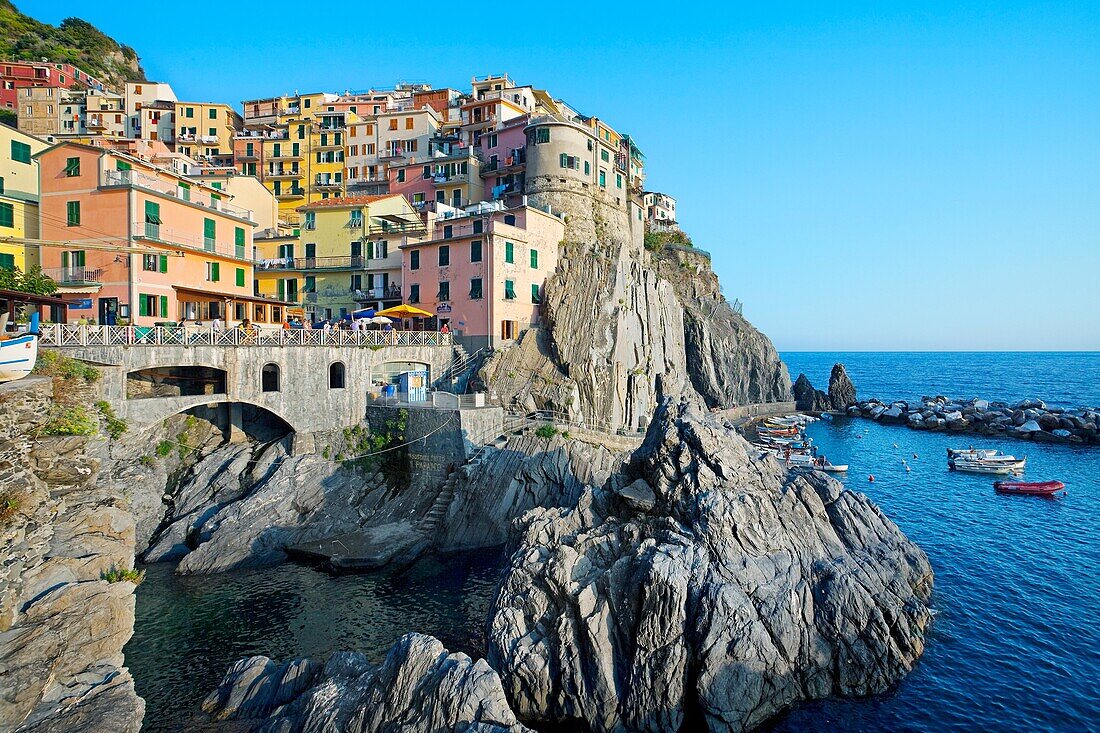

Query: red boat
[993,480,1066,497]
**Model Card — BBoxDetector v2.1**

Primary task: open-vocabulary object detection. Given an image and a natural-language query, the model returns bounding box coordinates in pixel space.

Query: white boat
[950,461,1018,475]
[821,462,849,473]
[947,448,1000,460]
[0,314,38,384]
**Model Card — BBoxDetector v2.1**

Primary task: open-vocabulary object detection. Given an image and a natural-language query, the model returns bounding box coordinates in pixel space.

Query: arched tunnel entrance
[180,401,294,444]
[127,365,227,399]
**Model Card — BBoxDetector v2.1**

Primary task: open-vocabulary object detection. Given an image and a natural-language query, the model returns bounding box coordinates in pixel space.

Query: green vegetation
[41,404,97,436]
[94,400,127,439]
[155,440,173,457]
[139,455,156,468]
[101,566,144,585]
[0,489,23,522]
[535,423,559,439]
[33,350,99,382]
[0,108,15,129]
[0,265,57,296]
[643,228,693,253]
[0,1,146,91]
[337,410,409,473]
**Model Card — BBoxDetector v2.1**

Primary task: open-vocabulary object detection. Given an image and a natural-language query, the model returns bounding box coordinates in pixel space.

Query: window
[505,241,514,263]
[504,214,516,226]
[206,261,220,281]
[261,363,280,392]
[142,254,168,272]
[185,107,194,118]
[0,252,13,269]
[304,211,315,230]
[209,108,217,119]
[443,225,453,239]
[534,127,550,144]
[486,133,498,148]
[599,170,606,187]
[530,249,539,269]
[203,218,216,250]
[504,279,516,300]
[532,283,541,303]
[304,274,316,292]
[559,153,579,170]
[438,245,450,266]
[10,140,31,164]
[329,362,345,389]
[405,117,414,129]
[0,176,4,195]
[0,202,12,228]
[616,173,623,189]
[396,169,405,183]
[137,293,167,318]
[437,281,450,300]
[66,201,80,226]
[501,319,518,340]
[236,267,245,287]
[389,118,398,130]
[235,227,246,258]
[469,277,483,299]
[584,161,590,176]
[64,157,80,176]
[422,165,431,179]
[601,149,610,163]
[473,219,483,234]
[470,239,482,262]
[408,283,420,302]
[410,250,420,270]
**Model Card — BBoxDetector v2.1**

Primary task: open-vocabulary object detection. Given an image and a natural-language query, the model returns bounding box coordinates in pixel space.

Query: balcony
[353,286,402,303]
[132,222,252,262]
[199,135,219,145]
[313,179,342,189]
[86,116,107,130]
[256,256,366,271]
[266,168,301,179]
[366,220,426,236]
[235,129,289,140]
[315,138,343,151]
[275,188,306,200]
[236,150,260,161]
[103,169,253,221]
[43,266,103,286]
[480,150,525,177]
[178,132,197,142]
[270,150,303,160]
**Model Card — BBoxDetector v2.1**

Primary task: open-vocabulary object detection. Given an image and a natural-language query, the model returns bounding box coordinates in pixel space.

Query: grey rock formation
[827,363,857,410]
[793,373,830,412]
[0,377,143,733]
[486,399,933,733]
[201,632,531,732]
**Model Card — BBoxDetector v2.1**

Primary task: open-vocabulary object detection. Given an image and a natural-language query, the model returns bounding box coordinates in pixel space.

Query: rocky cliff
[0,375,143,733]
[486,399,932,732]
[479,203,790,432]
[794,363,856,413]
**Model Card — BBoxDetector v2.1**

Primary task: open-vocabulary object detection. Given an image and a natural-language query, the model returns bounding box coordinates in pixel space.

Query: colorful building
[255,194,423,322]
[174,102,241,165]
[35,141,272,326]
[124,82,178,143]
[643,191,677,230]
[1,60,106,114]
[0,125,48,271]
[400,201,564,349]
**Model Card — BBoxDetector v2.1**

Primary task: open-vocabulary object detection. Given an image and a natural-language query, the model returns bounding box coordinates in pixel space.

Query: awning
[55,286,102,295]
[376,304,433,319]
[172,286,295,307]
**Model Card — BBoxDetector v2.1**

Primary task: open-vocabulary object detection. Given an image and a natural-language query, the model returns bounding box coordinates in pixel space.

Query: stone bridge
[43,325,457,436]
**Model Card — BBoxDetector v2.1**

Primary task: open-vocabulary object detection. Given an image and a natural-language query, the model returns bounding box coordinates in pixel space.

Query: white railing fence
[38,324,452,348]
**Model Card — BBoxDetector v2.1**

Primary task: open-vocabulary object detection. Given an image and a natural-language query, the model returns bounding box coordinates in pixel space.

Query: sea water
[127,352,1100,732]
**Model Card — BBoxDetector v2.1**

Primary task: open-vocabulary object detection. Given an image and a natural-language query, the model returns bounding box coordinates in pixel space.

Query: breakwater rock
[486,399,933,732]
[201,632,531,732]
[0,376,143,733]
[848,396,1100,444]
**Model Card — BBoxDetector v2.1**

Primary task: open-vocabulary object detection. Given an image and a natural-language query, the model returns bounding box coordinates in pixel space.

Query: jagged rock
[615,478,657,512]
[1015,419,1042,433]
[827,363,857,410]
[793,374,830,412]
[202,633,531,732]
[486,400,933,733]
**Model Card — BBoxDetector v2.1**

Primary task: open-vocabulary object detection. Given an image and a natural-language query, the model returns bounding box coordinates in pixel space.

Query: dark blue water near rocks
[127,352,1100,732]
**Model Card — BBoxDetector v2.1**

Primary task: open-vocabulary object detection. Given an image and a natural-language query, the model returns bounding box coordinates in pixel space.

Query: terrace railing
[39,324,452,348]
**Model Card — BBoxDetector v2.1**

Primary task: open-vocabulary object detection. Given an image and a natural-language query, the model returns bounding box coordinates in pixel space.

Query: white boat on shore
[0,314,38,384]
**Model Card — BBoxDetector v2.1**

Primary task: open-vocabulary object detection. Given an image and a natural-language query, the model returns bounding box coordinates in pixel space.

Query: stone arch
[126,365,227,399]
[329,361,345,389]
[261,363,280,393]
[142,397,297,438]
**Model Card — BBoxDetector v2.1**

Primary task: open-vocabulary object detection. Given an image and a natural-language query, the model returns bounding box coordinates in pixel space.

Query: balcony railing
[40,324,453,348]
[104,169,253,221]
[275,188,306,199]
[133,221,251,261]
[234,129,289,140]
[256,256,366,270]
[43,266,103,284]
[354,286,403,302]
[266,168,301,178]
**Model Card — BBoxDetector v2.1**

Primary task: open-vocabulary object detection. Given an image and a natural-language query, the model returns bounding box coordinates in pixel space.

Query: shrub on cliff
[0,489,23,523]
[40,404,97,436]
[33,350,99,382]
[643,228,692,252]
[101,566,144,585]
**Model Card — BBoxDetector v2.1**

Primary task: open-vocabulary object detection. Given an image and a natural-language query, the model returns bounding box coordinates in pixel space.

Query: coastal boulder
[793,374,830,412]
[202,633,531,732]
[487,400,933,733]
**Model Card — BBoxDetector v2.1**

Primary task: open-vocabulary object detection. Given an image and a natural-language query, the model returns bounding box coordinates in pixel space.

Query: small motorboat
[947,448,1000,460]
[994,480,1065,497]
[820,462,848,473]
[0,313,39,384]
[950,458,1025,475]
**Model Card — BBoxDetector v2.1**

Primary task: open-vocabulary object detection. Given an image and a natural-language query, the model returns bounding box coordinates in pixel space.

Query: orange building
[36,141,284,326]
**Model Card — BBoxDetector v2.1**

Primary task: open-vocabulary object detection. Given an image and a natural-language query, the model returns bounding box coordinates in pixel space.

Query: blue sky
[19,1,1100,350]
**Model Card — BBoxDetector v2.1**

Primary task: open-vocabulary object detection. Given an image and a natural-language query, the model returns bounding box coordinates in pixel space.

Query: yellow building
[271,194,423,322]
[0,125,48,270]
[235,92,354,225]
[175,102,241,162]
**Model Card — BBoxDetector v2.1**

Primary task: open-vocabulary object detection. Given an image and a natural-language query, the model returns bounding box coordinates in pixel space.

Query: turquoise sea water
[127,352,1100,732]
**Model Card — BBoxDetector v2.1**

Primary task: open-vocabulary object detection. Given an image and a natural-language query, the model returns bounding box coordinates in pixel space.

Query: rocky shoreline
[845,396,1100,445]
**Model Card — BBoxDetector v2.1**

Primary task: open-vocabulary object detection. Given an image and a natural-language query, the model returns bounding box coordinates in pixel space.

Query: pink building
[400,203,565,349]
[1,60,105,112]
[36,142,278,327]
[478,116,528,204]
